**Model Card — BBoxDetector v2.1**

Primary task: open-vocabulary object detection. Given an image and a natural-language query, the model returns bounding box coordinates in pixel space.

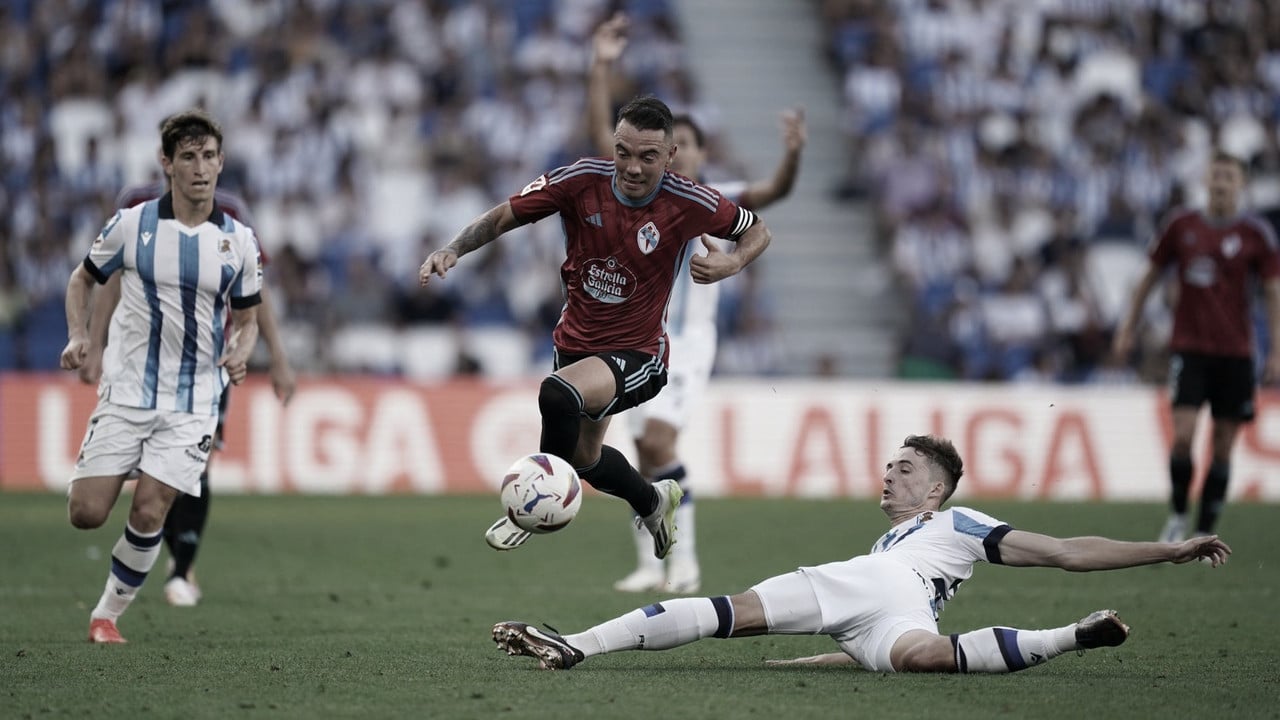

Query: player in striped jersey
[493,435,1231,672]
[60,110,262,643]
[589,13,806,594]
[79,176,295,609]
[420,95,772,557]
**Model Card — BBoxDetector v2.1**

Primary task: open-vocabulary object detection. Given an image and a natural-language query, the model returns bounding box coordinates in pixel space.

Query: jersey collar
[611,172,664,208]
[158,192,226,227]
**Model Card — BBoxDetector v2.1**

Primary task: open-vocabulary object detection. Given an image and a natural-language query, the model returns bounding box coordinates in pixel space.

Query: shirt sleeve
[83,210,128,284]
[1248,216,1280,280]
[951,507,1014,565]
[230,230,263,309]
[507,166,575,225]
[701,191,758,242]
[1148,210,1182,267]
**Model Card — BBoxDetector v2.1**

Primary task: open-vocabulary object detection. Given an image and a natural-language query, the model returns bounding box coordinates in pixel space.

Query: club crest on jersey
[520,175,548,196]
[1222,234,1241,258]
[637,222,660,255]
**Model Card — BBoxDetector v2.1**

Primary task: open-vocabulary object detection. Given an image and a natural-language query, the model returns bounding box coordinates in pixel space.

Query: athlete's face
[613,120,674,201]
[1206,158,1244,217]
[879,446,945,519]
[669,122,705,179]
[163,136,223,205]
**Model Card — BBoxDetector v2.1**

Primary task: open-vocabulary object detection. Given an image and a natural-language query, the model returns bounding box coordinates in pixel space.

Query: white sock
[670,501,697,563]
[565,596,733,657]
[951,625,1077,673]
[91,523,163,621]
[630,520,662,574]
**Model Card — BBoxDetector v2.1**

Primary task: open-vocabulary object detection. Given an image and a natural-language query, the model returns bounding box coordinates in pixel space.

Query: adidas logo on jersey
[586,213,603,227]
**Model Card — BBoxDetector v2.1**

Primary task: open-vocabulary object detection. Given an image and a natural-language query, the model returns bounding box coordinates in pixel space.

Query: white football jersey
[84,195,263,416]
[869,506,1012,618]
[668,180,747,338]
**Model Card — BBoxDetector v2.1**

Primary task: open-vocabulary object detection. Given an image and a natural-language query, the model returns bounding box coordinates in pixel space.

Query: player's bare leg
[1160,407,1199,542]
[77,472,180,642]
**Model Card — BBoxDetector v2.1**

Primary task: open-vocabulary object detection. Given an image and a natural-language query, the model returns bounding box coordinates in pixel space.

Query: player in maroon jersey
[78,177,296,607]
[419,95,771,555]
[589,11,805,594]
[1113,151,1280,542]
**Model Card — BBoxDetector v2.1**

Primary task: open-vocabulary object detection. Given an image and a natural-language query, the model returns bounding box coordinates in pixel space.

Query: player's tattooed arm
[421,202,521,285]
[446,203,521,257]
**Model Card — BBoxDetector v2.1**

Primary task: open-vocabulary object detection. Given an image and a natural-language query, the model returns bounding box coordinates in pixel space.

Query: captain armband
[727,207,759,239]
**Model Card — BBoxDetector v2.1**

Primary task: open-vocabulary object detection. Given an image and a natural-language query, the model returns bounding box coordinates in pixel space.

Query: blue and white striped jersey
[666,180,747,338]
[870,506,1012,619]
[83,194,263,416]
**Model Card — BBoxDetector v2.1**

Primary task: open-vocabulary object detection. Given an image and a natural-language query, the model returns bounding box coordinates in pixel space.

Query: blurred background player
[1113,151,1280,543]
[60,110,261,642]
[588,13,806,593]
[78,125,297,608]
[420,96,771,557]
[492,434,1230,672]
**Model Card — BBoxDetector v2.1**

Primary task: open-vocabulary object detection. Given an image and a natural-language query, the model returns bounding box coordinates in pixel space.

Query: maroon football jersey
[1149,208,1280,357]
[508,158,755,359]
[116,182,269,265]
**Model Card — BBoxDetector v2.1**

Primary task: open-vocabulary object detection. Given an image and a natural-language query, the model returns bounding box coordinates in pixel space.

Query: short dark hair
[902,435,964,502]
[616,95,673,140]
[673,114,705,148]
[160,110,223,159]
[1211,150,1247,174]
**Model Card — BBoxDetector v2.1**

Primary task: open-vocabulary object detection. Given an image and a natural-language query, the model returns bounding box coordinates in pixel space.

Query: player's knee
[538,376,583,420]
[67,497,111,530]
[892,634,955,673]
[633,433,664,466]
[126,504,168,534]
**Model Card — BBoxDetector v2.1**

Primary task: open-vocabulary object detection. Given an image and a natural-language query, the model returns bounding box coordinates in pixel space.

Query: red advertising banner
[3,374,1279,501]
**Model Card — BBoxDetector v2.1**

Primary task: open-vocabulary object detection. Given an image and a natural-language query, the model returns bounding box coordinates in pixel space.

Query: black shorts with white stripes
[554,349,668,421]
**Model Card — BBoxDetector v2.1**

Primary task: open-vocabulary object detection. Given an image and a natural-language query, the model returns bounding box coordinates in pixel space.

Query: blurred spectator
[826,0,1280,382]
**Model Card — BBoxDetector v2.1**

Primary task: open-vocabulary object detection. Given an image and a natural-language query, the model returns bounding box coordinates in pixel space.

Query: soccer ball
[499,453,583,534]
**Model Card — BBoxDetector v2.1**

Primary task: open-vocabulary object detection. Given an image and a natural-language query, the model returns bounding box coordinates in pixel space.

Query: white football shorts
[630,328,716,433]
[69,399,218,496]
[751,553,937,672]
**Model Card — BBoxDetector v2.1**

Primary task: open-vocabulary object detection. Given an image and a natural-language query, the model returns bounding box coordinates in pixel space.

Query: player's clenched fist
[60,337,88,371]
[419,248,458,286]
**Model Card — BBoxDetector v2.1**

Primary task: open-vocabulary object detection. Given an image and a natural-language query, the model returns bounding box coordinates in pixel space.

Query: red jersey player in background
[419,95,771,556]
[79,172,296,608]
[1113,151,1280,542]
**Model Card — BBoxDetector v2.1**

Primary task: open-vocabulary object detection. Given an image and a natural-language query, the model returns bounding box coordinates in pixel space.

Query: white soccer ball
[499,453,583,534]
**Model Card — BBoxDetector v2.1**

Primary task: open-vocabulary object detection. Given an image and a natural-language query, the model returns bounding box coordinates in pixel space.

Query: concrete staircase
[673,0,899,378]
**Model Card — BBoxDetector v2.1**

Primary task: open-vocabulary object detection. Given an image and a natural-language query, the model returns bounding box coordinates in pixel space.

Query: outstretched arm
[996,529,1231,570]
[587,13,628,156]
[765,652,855,667]
[419,202,521,286]
[737,109,806,211]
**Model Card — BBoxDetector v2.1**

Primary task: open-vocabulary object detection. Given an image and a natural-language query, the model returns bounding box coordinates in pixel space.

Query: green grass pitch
[2,493,1277,720]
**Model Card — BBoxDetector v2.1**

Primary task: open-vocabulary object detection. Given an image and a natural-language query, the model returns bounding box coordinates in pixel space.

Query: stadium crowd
[0,0,767,378]
[824,0,1280,382]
